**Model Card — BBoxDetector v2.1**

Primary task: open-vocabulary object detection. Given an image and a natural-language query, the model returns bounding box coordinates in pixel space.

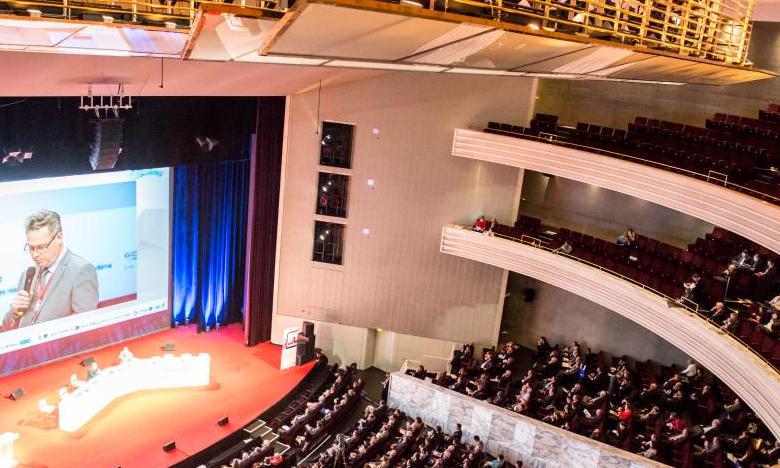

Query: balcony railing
[440,224,780,438]
[502,129,780,206]
[459,224,779,375]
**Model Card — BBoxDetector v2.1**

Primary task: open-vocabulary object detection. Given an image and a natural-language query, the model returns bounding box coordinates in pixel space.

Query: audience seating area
[484,105,780,204]
[210,359,361,468]
[303,402,512,468]
[276,362,364,450]
[478,216,780,371]
[433,339,780,467]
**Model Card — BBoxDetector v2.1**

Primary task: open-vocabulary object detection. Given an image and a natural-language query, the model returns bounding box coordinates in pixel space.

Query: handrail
[460,225,780,375]
[486,129,780,206]
[519,234,542,247]
[706,170,729,187]
[3,0,281,30]
[679,296,700,314]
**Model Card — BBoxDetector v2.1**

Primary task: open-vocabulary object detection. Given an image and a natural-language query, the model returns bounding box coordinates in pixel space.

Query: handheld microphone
[16,267,37,315]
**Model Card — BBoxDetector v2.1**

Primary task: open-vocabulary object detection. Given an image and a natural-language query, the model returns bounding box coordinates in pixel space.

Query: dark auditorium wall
[518,170,715,248]
[532,22,780,129]
[501,273,690,366]
[0,97,257,182]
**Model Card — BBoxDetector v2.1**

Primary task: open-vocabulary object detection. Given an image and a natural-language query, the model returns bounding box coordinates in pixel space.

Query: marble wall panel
[388,373,665,468]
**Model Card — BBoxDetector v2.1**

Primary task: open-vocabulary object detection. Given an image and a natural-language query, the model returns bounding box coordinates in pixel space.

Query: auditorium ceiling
[0,0,776,94]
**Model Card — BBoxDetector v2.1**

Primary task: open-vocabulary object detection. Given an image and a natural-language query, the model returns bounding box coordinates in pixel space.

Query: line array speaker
[89,119,124,170]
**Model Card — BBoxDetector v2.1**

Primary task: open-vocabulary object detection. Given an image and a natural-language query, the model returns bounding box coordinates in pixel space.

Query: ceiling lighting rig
[79,83,133,119]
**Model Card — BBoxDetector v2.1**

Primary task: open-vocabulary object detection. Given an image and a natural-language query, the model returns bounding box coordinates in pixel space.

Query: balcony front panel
[440,225,780,438]
[452,129,780,254]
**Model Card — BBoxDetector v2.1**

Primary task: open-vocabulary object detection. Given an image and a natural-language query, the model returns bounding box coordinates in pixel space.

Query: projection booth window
[312,221,345,265]
[319,122,354,169]
[316,172,349,218]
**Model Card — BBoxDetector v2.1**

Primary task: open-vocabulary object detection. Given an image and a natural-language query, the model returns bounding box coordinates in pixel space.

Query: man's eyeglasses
[24,231,60,253]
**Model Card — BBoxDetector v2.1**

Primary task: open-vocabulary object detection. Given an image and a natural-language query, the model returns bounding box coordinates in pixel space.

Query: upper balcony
[0,0,774,85]
[440,224,780,439]
[451,127,780,255]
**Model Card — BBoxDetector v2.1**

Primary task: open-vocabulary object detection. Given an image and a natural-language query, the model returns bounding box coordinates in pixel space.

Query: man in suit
[1,210,98,331]
[86,361,100,380]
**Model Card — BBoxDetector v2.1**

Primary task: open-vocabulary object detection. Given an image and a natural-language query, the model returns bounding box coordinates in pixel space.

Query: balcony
[440,224,780,438]
[451,128,780,254]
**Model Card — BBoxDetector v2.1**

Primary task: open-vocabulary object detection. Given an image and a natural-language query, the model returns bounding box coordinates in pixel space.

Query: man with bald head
[2,210,98,331]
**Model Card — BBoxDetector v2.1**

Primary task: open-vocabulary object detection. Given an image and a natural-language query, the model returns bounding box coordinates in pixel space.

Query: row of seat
[483,218,779,370]
[485,107,780,204]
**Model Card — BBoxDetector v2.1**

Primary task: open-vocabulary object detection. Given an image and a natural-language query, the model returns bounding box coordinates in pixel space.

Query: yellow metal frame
[3,0,282,30]
[445,0,753,64]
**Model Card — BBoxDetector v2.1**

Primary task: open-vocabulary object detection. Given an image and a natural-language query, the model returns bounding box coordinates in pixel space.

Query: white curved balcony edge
[452,129,780,254]
[440,225,780,439]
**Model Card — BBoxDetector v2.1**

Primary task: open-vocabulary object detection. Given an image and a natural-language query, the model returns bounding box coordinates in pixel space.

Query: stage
[0,324,314,468]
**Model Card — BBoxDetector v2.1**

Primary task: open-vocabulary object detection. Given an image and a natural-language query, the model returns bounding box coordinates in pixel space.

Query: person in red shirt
[615,400,633,421]
[474,215,488,232]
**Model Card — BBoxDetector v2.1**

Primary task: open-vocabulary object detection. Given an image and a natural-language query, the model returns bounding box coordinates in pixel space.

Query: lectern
[0,432,19,468]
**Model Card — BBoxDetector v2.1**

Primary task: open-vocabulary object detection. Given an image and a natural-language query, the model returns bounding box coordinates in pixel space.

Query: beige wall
[520,171,715,248]
[275,72,537,345]
[502,273,690,366]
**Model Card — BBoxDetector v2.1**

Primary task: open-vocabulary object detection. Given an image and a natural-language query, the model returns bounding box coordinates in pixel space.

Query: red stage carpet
[0,324,314,468]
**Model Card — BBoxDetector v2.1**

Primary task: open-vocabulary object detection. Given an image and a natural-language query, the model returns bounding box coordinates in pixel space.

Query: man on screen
[1,210,98,331]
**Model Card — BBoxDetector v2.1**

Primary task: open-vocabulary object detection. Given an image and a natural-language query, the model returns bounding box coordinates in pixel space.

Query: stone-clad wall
[387,372,667,468]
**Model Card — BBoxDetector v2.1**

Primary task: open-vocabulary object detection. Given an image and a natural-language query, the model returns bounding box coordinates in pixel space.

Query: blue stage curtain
[172,160,249,329]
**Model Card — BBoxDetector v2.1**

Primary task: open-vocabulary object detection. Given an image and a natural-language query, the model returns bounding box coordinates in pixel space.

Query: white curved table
[58,353,211,432]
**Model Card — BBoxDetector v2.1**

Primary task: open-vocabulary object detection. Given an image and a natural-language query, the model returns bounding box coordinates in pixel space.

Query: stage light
[2,150,33,166]
[195,137,219,153]
[27,8,42,17]
[528,22,540,30]
[102,15,115,23]
[205,325,211,333]
[173,321,179,328]
[164,21,177,29]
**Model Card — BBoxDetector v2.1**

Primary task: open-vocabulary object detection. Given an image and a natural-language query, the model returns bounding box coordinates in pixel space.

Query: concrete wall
[532,23,780,130]
[501,273,690,367]
[275,72,537,345]
[519,171,715,248]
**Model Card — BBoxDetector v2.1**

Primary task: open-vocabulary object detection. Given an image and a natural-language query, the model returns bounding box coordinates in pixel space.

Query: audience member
[474,216,488,233]
[552,241,572,255]
[616,228,636,246]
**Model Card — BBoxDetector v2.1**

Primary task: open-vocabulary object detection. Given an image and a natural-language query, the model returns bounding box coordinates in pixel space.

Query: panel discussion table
[58,353,211,432]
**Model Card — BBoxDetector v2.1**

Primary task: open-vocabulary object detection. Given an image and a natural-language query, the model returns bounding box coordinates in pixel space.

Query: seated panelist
[118,346,134,364]
[87,361,100,381]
